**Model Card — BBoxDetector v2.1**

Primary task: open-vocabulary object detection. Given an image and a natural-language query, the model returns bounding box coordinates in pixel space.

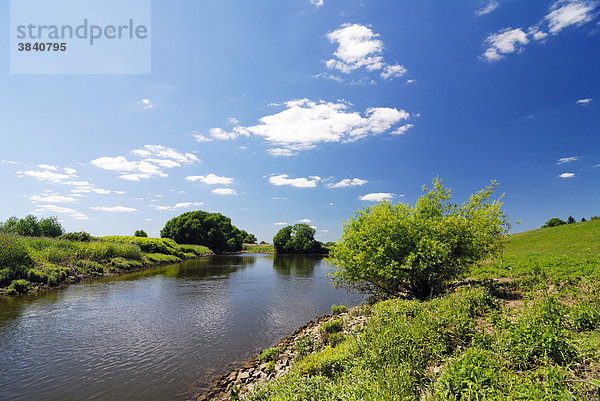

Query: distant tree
[244,233,257,244]
[160,211,246,253]
[273,224,325,254]
[541,218,567,228]
[592,216,600,221]
[0,216,19,234]
[260,240,268,244]
[567,216,576,224]
[581,217,587,222]
[134,229,148,237]
[13,215,41,237]
[38,217,65,237]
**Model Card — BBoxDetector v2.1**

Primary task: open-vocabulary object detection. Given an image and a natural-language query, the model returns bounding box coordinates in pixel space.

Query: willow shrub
[328,178,508,299]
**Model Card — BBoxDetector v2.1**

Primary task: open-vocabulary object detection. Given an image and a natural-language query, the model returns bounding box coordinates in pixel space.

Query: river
[0,253,362,401]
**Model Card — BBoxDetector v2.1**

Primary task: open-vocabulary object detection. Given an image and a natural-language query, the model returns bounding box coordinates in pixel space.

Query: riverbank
[0,234,213,296]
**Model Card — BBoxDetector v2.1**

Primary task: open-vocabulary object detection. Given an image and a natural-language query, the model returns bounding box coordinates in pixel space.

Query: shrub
[60,232,93,242]
[542,218,567,228]
[331,304,347,315]
[9,279,30,294]
[102,236,181,257]
[27,269,49,283]
[0,215,64,237]
[321,318,343,334]
[328,178,508,299]
[38,217,65,237]
[259,346,283,362]
[134,230,148,237]
[295,335,315,359]
[0,234,33,284]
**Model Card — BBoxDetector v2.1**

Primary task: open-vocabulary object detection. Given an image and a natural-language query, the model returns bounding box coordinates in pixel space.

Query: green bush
[103,236,182,257]
[320,318,343,334]
[331,304,347,315]
[542,217,567,228]
[295,335,315,359]
[27,269,49,283]
[134,229,148,237]
[0,234,33,284]
[259,346,283,362]
[9,279,30,294]
[144,253,181,264]
[59,232,93,242]
[0,215,64,237]
[328,178,508,299]
[273,224,325,254]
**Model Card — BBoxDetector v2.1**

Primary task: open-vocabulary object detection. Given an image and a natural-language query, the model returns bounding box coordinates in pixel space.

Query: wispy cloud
[30,194,78,203]
[474,0,499,16]
[482,28,529,61]
[150,202,204,211]
[327,178,368,188]
[185,173,234,185]
[310,0,323,6]
[297,218,312,223]
[545,0,598,34]
[576,98,593,104]
[359,192,396,201]
[274,222,288,226]
[137,98,154,109]
[558,172,576,178]
[557,156,579,164]
[212,188,238,195]
[269,174,321,188]
[34,204,89,220]
[91,206,139,213]
[192,132,213,142]
[91,145,199,181]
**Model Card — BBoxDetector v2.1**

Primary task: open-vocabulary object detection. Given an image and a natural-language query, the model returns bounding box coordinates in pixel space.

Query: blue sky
[1,0,599,242]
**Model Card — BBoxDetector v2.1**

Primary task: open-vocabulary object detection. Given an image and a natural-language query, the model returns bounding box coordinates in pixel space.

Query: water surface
[0,254,362,401]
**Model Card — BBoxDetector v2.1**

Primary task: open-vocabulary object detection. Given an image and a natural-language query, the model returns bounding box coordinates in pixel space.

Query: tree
[541,218,566,228]
[273,224,325,254]
[567,216,576,224]
[38,217,65,237]
[134,229,148,237]
[581,217,587,222]
[244,233,257,244]
[0,215,64,238]
[160,211,247,253]
[328,178,508,300]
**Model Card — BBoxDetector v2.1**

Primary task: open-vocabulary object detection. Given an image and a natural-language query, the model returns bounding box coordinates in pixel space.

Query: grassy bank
[225,220,600,400]
[242,244,276,253]
[0,234,212,295]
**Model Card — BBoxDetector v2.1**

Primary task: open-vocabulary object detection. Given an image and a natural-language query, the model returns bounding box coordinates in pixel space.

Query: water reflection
[272,254,320,277]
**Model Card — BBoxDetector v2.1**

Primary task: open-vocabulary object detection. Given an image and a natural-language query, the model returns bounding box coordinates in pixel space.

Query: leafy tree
[591,216,600,221]
[541,218,567,228]
[273,224,325,254]
[244,233,257,244]
[38,217,65,237]
[134,229,148,237]
[581,217,586,222]
[567,216,576,224]
[328,178,508,300]
[160,211,247,253]
[13,215,41,237]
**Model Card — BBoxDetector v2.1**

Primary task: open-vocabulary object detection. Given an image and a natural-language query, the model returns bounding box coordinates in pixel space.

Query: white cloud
[91,145,199,181]
[297,219,312,223]
[381,64,407,79]
[185,173,234,185]
[30,194,77,203]
[558,172,576,178]
[209,127,241,140]
[138,98,154,109]
[274,222,288,226]
[34,204,89,220]
[557,156,579,164]
[310,0,324,6]
[310,225,317,229]
[406,79,416,84]
[212,188,238,195]
[219,99,409,154]
[391,124,414,135]
[269,174,321,188]
[359,192,395,201]
[328,178,368,188]
[1,160,19,165]
[482,28,529,61]
[313,72,343,82]
[18,169,73,183]
[92,206,138,213]
[576,98,593,104]
[325,24,384,73]
[475,0,499,16]
[545,0,598,34]
[192,132,213,142]
[321,229,329,233]
[37,164,59,171]
[150,202,204,211]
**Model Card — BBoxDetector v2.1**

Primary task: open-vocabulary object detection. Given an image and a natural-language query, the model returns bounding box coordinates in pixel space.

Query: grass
[0,234,214,295]
[243,219,600,400]
[242,243,276,253]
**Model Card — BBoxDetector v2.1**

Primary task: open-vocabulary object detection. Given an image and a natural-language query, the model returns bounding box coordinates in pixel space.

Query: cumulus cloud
[215,99,410,154]
[30,194,77,203]
[482,28,529,61]
[18,165,111,195]
[558,172,576,178]
[91,145,199,181]
[310,0,323,6]
[475,0,499,16]
[557,156,579,164]
[212,188,238,195]
[185,173,234,185]
[328,178,368,188]
[34,204,89,220]
[137,98,154,109]
[391,124,414,135]
[192,132,213,142]
[359,192,396,201]
[91,206,138,213]
[269,174,321,188]
[324,23,408,81]
[481,0,599,62]
[576,98,593,104]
